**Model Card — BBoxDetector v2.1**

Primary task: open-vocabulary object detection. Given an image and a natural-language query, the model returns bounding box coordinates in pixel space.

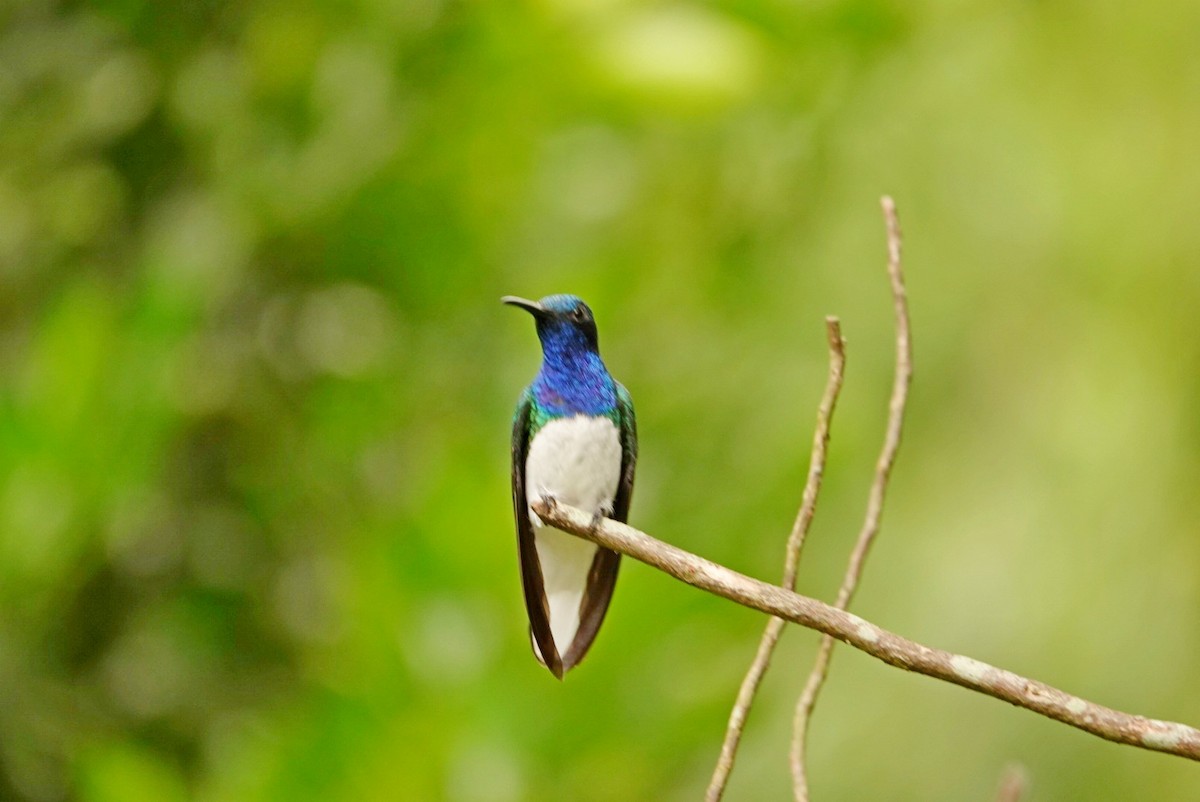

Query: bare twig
[994,764,1029,802]
[533,497,1200,762]
[706,318,847,802]
[792,195,913,799]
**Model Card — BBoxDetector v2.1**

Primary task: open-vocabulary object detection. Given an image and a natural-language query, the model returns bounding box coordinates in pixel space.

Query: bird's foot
[530,492,558,525]
[589,510,606,532]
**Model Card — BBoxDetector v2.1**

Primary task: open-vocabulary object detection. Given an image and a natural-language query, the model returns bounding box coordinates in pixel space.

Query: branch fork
[535,197,1200,799]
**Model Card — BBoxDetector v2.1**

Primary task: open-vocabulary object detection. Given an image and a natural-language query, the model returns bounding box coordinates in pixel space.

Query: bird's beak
[501,296,547,318]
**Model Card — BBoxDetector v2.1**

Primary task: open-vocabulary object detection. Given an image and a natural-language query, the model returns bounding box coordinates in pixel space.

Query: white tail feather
[534,524,597,655]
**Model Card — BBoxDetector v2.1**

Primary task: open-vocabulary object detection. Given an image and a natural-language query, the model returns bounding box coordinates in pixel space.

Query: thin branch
[532,497,1200,762]
[994,764,1029,802]
[706,318,847,802]
[792,195,913,799]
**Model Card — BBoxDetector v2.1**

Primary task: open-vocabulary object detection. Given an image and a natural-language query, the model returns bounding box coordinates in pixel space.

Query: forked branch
[792,195,912,799]
[535,196,1200,799]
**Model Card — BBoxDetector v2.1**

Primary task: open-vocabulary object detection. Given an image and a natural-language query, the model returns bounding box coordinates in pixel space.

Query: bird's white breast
[525,415,622,521]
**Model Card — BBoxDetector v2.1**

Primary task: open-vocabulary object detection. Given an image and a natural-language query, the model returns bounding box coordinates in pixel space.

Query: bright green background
[2,0,1198,799]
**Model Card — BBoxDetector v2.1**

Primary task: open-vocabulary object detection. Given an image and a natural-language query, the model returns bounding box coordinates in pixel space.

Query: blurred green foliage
[1,0,1198,799]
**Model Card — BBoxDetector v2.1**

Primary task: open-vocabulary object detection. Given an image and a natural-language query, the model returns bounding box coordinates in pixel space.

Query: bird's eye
[571,308,586,322]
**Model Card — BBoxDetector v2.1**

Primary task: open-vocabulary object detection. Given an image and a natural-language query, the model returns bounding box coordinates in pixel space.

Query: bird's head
[502,294,599,354]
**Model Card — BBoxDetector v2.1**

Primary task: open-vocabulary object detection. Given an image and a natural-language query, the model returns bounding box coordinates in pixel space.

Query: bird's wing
[511,388,564,678]
[562,382,637,671]
[612,382,638,523]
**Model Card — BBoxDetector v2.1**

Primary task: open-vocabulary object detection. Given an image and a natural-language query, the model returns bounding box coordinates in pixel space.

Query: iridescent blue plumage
[532,348,615,418]
[527,294,617,418]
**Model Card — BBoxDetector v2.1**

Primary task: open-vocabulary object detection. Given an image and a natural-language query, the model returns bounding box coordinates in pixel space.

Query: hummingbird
[503,294,637,679]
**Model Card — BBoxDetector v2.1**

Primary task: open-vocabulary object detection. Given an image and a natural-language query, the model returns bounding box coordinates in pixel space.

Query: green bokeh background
[2,0,1198,799]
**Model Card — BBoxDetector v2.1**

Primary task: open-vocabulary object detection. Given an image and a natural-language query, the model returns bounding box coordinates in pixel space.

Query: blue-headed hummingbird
[503,294,637,678]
